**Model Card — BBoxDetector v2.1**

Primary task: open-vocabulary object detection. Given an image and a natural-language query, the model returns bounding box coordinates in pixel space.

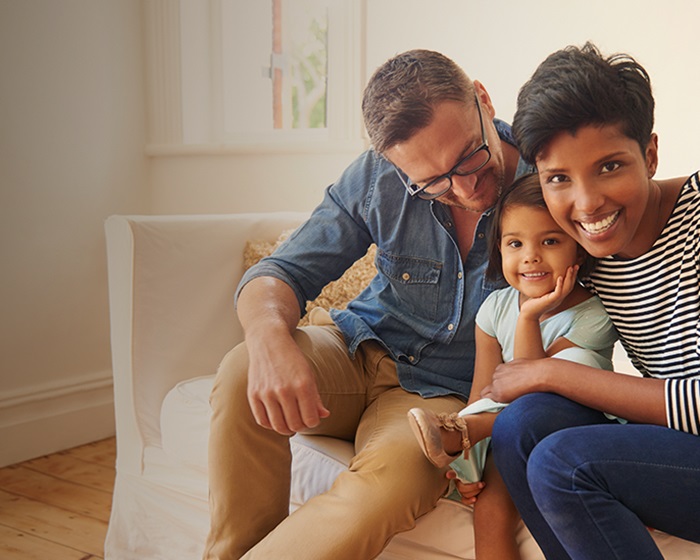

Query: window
[270,0,329,130]
[144,0,364,153]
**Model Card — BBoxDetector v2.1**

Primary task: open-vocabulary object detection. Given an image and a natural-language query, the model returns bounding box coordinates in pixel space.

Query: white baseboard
[0,370,115,467]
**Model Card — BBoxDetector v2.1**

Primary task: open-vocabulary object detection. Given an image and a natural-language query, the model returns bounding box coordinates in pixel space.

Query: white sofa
[104,212,700,560]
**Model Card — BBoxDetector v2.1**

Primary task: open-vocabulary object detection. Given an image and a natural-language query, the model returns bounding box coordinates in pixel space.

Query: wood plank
[22,453,115,493]
[0,490,107,557]
[0,523,100,560]
[0,466,112,522]
[61,438,116,469]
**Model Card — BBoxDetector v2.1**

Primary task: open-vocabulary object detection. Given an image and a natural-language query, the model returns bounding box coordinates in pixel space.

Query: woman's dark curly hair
[513,42,654,165]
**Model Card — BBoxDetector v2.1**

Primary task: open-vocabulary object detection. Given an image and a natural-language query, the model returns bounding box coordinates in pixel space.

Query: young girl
[408,173,618,560]
[488,43,700,559]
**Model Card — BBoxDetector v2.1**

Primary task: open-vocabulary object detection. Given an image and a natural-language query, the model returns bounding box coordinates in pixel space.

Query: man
[204,49,530,560]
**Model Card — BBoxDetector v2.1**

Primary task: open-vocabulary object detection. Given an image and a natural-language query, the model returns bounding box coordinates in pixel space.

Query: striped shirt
[583,172,700,435]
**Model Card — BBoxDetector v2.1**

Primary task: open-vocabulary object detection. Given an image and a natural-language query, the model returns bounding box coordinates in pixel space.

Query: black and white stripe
[584,173,700,435]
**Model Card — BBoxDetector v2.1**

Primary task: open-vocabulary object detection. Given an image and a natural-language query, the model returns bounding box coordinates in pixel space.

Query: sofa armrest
[105,212,309,473]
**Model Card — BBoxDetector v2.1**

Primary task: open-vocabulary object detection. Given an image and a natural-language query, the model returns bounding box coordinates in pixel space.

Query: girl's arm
[468,326,504,404]
[461,327,504,445]
[514,266,580,359]
[512,312,547,360]
[514,314,579,359]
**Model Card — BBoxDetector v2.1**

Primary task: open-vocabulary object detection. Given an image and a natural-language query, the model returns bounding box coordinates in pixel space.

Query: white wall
[0,0,148,466]
[149,150,360,214]
[365,0,700,179]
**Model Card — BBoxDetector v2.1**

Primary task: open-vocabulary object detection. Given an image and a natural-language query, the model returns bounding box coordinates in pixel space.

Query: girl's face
[535,124,659,259]
[499,205,582,299]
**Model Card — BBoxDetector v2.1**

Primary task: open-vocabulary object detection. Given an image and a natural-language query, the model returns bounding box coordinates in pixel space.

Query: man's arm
[237,276,330,435]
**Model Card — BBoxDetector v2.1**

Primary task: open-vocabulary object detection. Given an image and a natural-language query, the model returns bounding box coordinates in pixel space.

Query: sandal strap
[437,413,471,451]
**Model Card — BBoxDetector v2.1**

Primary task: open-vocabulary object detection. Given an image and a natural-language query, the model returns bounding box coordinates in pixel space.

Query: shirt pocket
[481,276,507,301]
[376,249,442,321]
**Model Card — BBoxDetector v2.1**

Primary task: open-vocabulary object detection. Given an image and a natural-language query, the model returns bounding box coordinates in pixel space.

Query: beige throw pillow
[244,230,377,326]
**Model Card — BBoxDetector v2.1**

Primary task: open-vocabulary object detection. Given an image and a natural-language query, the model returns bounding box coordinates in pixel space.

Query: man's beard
[437,167,505,213]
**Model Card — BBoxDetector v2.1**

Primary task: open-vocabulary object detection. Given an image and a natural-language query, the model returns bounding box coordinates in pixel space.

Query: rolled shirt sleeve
[665,378,700,435]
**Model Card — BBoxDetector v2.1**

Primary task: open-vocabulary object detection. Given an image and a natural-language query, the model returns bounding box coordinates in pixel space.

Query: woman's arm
[482,358,667,426]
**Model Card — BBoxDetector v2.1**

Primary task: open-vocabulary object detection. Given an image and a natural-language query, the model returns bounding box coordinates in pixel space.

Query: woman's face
[535,124,658,259]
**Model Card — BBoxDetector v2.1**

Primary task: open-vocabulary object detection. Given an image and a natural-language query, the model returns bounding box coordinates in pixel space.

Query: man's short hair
[362,50,474,154]
[513,42,655,164]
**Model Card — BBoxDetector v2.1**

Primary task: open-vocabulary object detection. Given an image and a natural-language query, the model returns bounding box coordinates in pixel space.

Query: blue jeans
[492,393,700,560]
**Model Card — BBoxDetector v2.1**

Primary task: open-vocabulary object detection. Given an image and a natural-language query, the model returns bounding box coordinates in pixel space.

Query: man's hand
[246,334,330,435]
[237,277,330,436]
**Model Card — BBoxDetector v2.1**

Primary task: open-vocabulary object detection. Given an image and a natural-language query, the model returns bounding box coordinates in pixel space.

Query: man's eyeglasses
[394,94,491,200]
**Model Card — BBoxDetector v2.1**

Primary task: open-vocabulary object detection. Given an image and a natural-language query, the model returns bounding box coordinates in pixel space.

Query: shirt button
[408,356,416,363]
[457,272,463,279]
[447,324,454,331]
[402,272,410,281]
[477,232,485,239]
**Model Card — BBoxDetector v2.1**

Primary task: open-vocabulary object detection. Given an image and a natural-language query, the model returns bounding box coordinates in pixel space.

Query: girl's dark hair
[486,173,595,281]
[513,42,654,164]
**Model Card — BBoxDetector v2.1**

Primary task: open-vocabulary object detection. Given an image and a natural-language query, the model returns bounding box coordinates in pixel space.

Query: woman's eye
[601,161,620,173]
[547,174,568,185]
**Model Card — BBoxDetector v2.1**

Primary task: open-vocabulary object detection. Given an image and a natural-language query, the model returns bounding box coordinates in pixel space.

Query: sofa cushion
[161,375,213,473]
[160,374,355,506]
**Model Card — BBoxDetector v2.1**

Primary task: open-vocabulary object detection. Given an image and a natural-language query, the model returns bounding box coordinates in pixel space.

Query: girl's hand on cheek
[520,265,579,320]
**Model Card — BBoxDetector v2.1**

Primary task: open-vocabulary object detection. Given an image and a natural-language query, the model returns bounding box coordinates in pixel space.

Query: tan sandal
[407,408,471,468]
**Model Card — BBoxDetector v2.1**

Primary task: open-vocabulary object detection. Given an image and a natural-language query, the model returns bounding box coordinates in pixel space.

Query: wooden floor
[0,437,115,559]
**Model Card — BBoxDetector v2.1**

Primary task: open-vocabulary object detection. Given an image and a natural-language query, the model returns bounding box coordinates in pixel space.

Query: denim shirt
[238,119,532,400]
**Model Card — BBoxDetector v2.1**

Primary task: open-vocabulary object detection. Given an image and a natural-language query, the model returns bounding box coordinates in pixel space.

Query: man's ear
[473,80,496,119]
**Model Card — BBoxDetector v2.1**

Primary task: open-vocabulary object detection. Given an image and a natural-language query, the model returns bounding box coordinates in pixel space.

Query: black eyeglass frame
[394,93,491,200]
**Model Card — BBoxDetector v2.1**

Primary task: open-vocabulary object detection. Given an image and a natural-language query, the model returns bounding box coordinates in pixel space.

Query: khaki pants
[203,310,465,560]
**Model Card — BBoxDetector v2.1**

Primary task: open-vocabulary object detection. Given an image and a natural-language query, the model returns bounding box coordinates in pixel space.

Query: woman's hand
[481,358,551,403]
[446,470,485,505]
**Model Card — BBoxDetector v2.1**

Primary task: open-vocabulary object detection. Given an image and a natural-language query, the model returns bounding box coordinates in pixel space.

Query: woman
[485,43,700,559]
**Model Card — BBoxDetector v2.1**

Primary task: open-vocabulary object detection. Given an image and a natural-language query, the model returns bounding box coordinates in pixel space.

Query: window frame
[143,0,366,156]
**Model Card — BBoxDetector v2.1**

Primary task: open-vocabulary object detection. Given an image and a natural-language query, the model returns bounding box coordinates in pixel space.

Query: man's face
[385,95,506,213]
